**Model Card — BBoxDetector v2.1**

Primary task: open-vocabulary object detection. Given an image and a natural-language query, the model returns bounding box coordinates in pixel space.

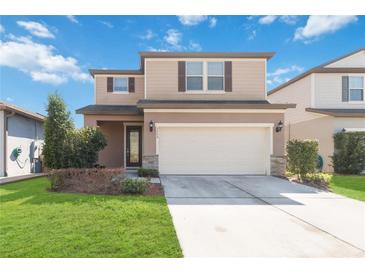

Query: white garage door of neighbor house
[157,125,272,175]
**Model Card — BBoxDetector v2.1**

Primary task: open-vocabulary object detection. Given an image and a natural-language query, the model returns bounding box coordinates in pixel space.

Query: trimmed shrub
[48,168,122,194]
[332,132,365,174]
[43,93,107,169]
[43,94,73,169]
[121,178,149,194]
[287,139,319,179]
[137,168,159,178]
[302,173,333,184]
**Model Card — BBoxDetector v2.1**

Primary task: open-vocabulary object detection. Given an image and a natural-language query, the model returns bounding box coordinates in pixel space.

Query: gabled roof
[90,51,275,77]
[268,47,365,95]
[0,102,45,122]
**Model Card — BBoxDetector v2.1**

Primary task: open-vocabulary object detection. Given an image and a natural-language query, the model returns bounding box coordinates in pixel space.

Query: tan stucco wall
[145,60,266,100]
[287,116,334,172]
[95,75,144,105]
[84,114,144,168]
[84,114,144,127]
[97,121,124,168]
[143,112,285,157]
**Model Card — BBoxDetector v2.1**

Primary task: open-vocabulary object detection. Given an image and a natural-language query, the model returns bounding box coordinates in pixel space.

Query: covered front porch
[77,105,145,169]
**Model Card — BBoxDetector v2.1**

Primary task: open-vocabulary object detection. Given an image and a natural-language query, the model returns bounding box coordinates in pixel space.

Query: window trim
[113,77,129,93]
[348,75,364,103]
[185,60,226,93]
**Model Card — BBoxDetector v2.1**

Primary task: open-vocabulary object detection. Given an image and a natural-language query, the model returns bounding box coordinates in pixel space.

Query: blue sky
[1,15,364,127]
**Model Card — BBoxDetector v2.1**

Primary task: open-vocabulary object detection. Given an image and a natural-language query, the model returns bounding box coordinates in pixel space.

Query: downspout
[4,111,15,177]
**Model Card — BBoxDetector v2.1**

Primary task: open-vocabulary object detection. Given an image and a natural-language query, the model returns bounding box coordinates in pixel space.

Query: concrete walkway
[0,173,45,185]
[161,175,365,257]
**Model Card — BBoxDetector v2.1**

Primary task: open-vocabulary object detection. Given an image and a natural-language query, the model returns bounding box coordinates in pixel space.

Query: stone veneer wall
[142,155,159,170]
[270,155,286,176]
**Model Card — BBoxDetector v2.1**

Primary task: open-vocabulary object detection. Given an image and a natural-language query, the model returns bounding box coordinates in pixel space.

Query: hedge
[286,139,319,179]
[332,132,365,174]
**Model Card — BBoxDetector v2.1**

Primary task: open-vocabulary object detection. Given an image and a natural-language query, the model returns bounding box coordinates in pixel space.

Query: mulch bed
[48,168,164,196]
[286,176,329,191]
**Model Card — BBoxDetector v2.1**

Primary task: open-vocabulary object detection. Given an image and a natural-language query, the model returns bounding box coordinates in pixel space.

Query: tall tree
[43,93,74,169]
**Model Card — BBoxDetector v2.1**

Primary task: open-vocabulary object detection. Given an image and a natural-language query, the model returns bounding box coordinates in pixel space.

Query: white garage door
[157,125,272,175]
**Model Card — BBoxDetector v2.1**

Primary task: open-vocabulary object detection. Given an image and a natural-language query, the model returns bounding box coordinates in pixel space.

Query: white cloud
[0,24,4,33]
[6,97,14,102]
[267,65,304,85]
[99,21,114,28]
[66,15,79,24]
[147,47,169,52]
[267,65,303,77]
[209,17,217,28]
[17,21,55,39]
[294,16,357,42]
[31,71,66,85]
[258,16,278,25]
[164,29,182,49]
[259,15,299,25]
[139,29,155,40]
[189,41,202,51]
[248,30,256,41]
[178,16,208,26]
[0,35,90,85]
[280,16,299,25]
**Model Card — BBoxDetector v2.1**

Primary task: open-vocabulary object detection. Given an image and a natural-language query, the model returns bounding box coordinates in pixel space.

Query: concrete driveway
[161,175,365,257]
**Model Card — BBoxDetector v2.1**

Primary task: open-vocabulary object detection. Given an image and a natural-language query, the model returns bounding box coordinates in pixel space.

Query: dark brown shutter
[224,61,232,92]
[128,77,135,93]
[342,76,349,102]
[178,61,186,92]
[107,77,113,92]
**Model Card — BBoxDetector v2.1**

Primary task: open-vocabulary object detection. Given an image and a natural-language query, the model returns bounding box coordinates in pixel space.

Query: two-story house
[269,47,365,172]
[77,52,295,176]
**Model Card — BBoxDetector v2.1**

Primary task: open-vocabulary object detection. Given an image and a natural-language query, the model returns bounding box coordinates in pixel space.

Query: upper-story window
[186,61,225,92]
[349,76,364,102]
[113,77,128,92]
[186,62,203,91]
[208,62,224,90]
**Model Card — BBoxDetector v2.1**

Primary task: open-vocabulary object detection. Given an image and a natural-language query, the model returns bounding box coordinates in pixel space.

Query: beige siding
[145,59,266,100]
[314,73,365,109]
[95,76,144,105]
[269,74,365,172]
[269,75,313,125]
[325,50,365,68]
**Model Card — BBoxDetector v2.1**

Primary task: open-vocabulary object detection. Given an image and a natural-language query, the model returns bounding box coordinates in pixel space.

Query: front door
[126,126,142,167]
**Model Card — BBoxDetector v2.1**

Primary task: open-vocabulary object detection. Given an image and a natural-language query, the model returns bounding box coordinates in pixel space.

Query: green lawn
[0,177,182,258]
[329,175,365,202]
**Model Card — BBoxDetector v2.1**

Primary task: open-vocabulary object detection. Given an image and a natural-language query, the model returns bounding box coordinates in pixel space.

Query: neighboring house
[0,102,45,177]
[268,48,365,172]
[77,52,295,176]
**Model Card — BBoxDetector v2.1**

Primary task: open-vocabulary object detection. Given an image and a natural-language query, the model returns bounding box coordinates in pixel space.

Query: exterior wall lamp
[275,120,283,132]
[149,120,154,132]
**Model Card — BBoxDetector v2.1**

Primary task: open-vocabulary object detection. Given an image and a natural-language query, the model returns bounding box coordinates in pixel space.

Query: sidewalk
[0,173,46,185]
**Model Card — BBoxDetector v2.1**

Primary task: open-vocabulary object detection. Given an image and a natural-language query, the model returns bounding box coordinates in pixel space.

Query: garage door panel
[158,126,270,175]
